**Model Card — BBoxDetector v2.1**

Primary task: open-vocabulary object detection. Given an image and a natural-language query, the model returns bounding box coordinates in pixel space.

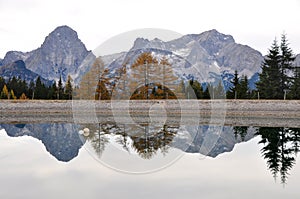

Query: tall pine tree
[58,75,64,100]
[256,39,282,99]
[64,75,73,100]
[289,67,300,99]
[227,70,240,99]
[280,34,295,95]
[239,75,249,99]
[257,35,295,99]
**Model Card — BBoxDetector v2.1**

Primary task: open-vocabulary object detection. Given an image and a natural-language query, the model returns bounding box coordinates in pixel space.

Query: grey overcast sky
[1,0,300,58]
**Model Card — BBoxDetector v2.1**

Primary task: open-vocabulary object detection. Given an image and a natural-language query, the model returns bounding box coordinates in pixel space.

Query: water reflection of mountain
[81,123,179,160]
[2,122,299,184]
[78,123,257,160]
[0,123,255,162]
[1,123,83,162]
[183,126,256,157]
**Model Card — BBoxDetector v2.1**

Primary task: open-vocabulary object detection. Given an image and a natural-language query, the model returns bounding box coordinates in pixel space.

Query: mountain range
[1,25,300,89]
[0,123,255,162]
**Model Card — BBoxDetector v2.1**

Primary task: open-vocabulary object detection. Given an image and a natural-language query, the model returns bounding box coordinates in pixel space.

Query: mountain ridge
[0,60,52,85]
[1,25,299,89]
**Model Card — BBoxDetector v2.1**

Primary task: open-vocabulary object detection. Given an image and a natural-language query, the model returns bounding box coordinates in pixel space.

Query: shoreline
[1,99,300,127]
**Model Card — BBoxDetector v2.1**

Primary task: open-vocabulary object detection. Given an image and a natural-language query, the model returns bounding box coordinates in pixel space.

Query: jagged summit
[186,29,235,56]
[42,25,83,49]
[124,29,262,86]
[132,37,150,50]
[187,29,234,43]
[1,25,89,82]
[24,25,89,82]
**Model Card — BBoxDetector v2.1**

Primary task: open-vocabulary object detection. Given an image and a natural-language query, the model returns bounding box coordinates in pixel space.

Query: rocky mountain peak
[42,25,84,50]
[199,29,235,43]
[2,51,32,66]
[132,37,150,50]
[24,25,89,82]
[194,29,235,55]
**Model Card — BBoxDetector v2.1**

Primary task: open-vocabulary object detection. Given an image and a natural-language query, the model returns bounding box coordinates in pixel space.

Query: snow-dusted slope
[100,29,264,90]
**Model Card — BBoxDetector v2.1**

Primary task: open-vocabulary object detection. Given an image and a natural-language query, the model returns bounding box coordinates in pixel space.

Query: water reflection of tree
[82,123,178,159]
[82,123,111,158]
[233,126,249,141]
[256,127,300,184]
[129,124,177,159]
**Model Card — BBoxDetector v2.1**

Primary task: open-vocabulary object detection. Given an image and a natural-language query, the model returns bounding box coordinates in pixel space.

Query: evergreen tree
[185,79,197,99]
[233,126,248,141]
[34,76,48,99]
[257,35,295,99]
[256,39,282,99]
[34,76,43,99]
[0,77,5,92]
[48,82,58,99]
[280,34,295,94]
[239,75,249,99]
[289,67,300,99]
[203,85,211,99]
[58,75,64,100]
[7,76,18,96]
[64,75,73,100]
[18,79,28,99]
[227,70,240,99]
[191,79,203,99]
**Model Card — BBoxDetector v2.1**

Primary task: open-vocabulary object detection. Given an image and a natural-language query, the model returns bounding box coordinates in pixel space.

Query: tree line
[0,75,73,100]
[75,53,229,100]
[205,33,300,100]
[256,34,300,99]
[1,33,299,100]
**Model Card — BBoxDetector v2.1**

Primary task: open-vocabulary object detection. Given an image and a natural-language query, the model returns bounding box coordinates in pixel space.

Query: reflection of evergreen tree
[256,127,300,184]
[289,128,300,154]
[233,126,248,141]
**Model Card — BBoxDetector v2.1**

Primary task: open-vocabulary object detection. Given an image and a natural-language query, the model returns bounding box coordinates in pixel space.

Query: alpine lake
[1,100,300,199]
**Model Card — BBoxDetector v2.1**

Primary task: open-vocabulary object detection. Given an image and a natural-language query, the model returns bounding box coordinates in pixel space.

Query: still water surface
[0,122,300,199]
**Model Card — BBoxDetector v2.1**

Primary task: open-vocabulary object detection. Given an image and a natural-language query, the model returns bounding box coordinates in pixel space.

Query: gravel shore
[1,99,300,127]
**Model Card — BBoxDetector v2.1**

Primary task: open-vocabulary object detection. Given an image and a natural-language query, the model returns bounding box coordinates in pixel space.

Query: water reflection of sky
[1,129,299,199]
